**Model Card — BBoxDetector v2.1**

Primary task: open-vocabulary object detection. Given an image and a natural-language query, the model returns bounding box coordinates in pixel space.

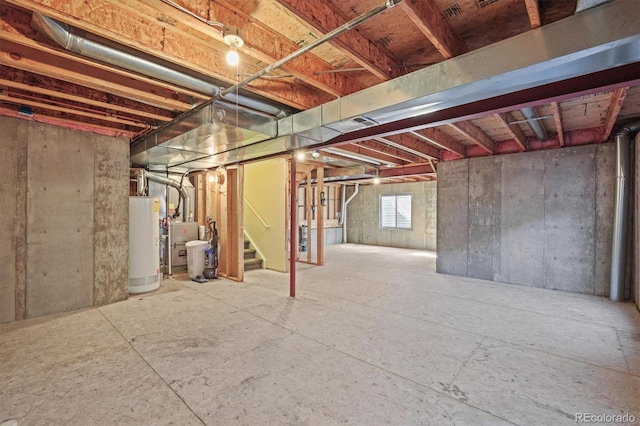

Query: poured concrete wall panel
[436,160,469,276]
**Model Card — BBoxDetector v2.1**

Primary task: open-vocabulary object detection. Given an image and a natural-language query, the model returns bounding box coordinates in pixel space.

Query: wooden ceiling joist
[274,0,401,80]
[411,128,466,157]
[525,0,542,29]
[449,121,495,154]
[319,149,380,166]
[115,0,366,98]
[377,133,440,160]
[0,105,137,137]
[0,6,209,104]
[495,112,527,151]
[206,0,368,96]
[0,40,193,112]
[550,101,565,147]
[379,162,436,178]
[602,87,630,142]
[398,0,466,59]
[0,92,151,128]
[4,0,334,110]
[362,139,425,163]
[337,143,407,166]
[0,72,175,122]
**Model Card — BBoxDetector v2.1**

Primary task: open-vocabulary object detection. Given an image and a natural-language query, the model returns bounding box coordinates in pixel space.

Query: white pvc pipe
[342,183,359,243]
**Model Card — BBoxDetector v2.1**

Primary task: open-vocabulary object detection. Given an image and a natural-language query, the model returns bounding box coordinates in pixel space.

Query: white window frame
[379,194,412,230]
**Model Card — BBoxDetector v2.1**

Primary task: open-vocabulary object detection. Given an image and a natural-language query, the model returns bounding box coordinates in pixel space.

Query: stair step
[244,257,263,271]
[244,240,250,249]
[244,248,257,259]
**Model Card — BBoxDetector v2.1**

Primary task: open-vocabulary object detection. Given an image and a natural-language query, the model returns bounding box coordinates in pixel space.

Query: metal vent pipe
[145,172,192,222]
[610,121,640,301]
[520,107,549,141]
[31,13,288,119]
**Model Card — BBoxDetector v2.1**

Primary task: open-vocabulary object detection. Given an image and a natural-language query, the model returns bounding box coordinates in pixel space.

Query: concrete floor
[1,244,639,425]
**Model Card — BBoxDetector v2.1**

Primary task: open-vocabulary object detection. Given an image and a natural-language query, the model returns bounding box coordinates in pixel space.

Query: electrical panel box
[169,222,199,267]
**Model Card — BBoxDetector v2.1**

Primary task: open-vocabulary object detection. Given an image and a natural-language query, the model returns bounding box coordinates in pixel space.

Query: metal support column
[290,157,297,298]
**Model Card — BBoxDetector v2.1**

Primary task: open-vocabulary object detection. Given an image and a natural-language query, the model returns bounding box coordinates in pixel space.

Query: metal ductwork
[575,0,612,13]
[30,13,289,119]
[520,107,549,141]
[610,121,640,302]
[126,0,640,171]
[145,171,192,222]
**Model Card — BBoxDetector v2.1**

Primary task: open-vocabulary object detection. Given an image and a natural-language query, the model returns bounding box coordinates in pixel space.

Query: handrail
[244,197,270,229]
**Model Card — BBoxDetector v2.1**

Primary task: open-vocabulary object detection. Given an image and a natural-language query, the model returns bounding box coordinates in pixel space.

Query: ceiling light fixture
[373,178,381,185]
[296,152,305,161]
[223,26,243,66]
[312,150,320,159]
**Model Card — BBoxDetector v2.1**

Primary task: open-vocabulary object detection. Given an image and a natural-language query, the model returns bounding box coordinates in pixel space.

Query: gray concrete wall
[94,138,130,306]
[0,117,129,322]
[0,118,19,323]
[436,160,468,275]
[347,181,437,251]
[437,144,615,296]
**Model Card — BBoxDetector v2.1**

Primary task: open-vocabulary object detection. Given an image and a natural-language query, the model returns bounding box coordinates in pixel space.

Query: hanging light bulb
[226,46,239,66]
[223,26,244,66]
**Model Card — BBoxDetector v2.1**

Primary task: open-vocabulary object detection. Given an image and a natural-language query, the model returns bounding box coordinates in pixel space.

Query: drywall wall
[244,158,287,272]
[0,117,129,322]
[347,181,437,251]
[437,144,615,296]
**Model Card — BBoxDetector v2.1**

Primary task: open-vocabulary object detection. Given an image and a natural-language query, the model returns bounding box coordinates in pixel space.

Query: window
[380,194,412,229]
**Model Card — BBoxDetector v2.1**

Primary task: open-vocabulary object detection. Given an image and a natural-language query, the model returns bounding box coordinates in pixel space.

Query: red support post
[290,157,296,298]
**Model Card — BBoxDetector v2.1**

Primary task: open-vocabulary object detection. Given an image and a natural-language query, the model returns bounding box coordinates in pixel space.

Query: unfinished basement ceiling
[1,0,639,183]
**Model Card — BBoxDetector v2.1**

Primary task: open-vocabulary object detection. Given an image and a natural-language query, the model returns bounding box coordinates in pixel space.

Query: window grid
[380,194,412,229]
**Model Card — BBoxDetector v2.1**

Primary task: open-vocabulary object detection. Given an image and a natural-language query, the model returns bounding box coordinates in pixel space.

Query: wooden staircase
[244,239,263,271]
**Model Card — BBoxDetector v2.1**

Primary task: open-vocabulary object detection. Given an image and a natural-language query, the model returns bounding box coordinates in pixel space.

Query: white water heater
[129,197,162,294]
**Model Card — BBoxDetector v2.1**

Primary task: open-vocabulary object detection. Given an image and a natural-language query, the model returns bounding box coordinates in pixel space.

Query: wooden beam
[316,167,324,266]
[602,87,630,142]
[495,112,527,151]
[203,0,367,96]
[306,170,312,263]
[411,128,466,157]
[5,0,334,109]
[550,101,565,147]
[0,6,209,103]
[274,0,401,80]
[525,0,542,29]
[317,166,378,179]
[399,0,466,59]
[449,121,495,154]
[0,71,175,122]
[378,133,441,160]
[379,162,436,178]
[337,144,405,166]
[0,92,151,128]
[0,105,137,137]
[112,0,364,97]
[319,150,380,166]
[0,39,192,111]
[359,139,422,163]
